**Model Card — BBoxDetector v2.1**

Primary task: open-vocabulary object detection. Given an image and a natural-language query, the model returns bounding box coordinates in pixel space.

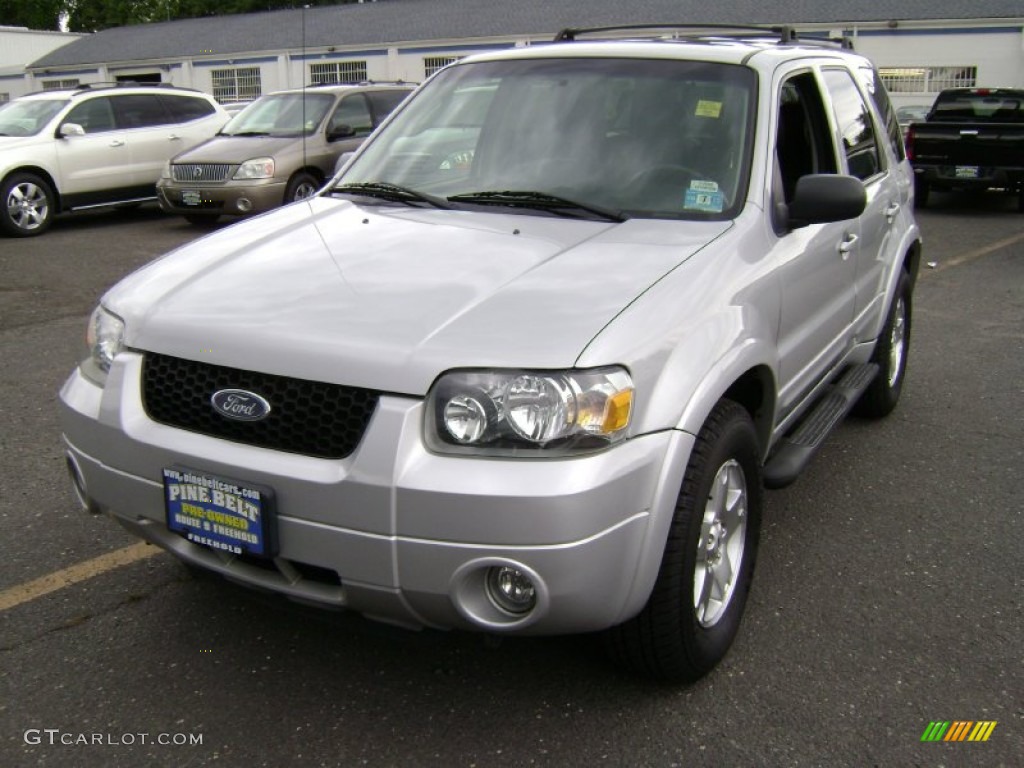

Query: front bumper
[156,179,287,217]
[59,352,692,634]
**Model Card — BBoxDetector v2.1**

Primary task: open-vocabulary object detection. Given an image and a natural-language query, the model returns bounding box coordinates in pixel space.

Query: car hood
[171,134,301,163]
[107,197,731,395]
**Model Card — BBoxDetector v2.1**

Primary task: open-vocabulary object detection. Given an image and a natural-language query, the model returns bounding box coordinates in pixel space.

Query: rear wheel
[1,172,55,237]
[605,399,762,682]
[855,269,911,418]
[914,177,929,208]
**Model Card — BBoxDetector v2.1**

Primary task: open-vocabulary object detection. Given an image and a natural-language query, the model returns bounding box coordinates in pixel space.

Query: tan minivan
[157,82,412,224]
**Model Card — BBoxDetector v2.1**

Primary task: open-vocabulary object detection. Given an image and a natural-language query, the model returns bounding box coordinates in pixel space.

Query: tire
[605,399,762,682]
[855,269,911,418]
[1,172,55,237]
[183,213,220,227]
[914,177,929,209]
[285,172,320,204]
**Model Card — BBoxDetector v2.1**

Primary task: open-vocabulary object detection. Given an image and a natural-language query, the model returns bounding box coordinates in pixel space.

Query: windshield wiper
[446,190,627,222]
[219,130,270,137]
[331,181,453,210]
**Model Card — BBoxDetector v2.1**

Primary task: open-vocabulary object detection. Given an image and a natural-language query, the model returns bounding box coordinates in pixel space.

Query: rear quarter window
[159,94,216,123]
[112,94,171,129]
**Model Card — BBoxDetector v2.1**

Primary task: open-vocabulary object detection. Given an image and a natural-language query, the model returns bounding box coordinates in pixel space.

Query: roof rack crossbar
[552,23,852,49]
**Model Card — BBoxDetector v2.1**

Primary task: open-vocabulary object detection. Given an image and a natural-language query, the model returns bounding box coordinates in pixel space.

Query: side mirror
[327,124,356,141]
[59,123,86,138]
[786,174,866,229]
[333,151,356,175]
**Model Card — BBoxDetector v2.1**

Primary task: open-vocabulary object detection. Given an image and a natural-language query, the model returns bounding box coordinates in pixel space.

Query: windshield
[335,57,756,220]
[219,92,335,137]
[0,99,67,137]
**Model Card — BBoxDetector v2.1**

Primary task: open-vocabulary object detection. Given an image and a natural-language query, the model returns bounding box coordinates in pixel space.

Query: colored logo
[921,721,997,742]
[210,389,271,421]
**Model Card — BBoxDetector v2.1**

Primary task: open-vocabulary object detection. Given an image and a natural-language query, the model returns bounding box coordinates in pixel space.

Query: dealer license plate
[163,468,276,557]
[955,166,979,179]
[181,189,202,206]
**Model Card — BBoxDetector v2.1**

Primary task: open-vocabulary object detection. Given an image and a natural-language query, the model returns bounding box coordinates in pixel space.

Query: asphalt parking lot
[1,193,1021,767]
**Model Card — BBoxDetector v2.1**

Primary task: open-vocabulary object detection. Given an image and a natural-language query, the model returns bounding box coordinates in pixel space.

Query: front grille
[142,353,380,459]
[172,163,232,183]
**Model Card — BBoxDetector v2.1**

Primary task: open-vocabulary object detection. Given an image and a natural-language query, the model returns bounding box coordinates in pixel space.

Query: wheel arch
[2,166,62,211]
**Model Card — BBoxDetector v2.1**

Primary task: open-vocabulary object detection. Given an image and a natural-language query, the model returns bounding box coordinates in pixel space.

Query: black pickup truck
[906,88,1024,210]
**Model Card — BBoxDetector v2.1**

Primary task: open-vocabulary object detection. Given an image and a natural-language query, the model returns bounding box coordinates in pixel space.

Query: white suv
[0,83,228,236]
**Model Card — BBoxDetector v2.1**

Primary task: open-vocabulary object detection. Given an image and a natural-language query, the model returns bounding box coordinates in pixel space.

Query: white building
[0,26,84,102]
[20,1,1024,109]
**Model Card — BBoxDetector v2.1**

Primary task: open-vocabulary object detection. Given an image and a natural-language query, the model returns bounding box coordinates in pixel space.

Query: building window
[309,60,368,85]
[211,67,262,102]
[878,66,977,94]
[42,78,81,90]
[424,56,462,78]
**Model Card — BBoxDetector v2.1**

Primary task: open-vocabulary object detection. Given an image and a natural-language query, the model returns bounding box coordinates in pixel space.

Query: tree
[61,0,367,33]
[0,0,64,31]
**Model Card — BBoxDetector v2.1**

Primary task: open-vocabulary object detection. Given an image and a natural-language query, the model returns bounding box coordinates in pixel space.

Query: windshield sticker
[684,186,725,213]
[695,100,723,119]
[690,179,719,193]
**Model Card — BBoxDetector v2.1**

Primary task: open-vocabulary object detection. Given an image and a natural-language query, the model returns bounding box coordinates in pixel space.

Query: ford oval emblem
[210,389,271,421]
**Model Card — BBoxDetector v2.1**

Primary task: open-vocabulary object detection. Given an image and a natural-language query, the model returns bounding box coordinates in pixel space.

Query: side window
[775,73,838,205]
[159,95,216,123]
[63,97,115,134]
[366,90,409,125]
[112,94,170,129]
[327,94,372,139]
[858,65,905,161]
[821,68,885,181]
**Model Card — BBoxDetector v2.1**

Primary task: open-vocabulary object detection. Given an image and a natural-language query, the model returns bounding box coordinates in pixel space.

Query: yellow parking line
[0,542,161,612]
[928,231,1024,274]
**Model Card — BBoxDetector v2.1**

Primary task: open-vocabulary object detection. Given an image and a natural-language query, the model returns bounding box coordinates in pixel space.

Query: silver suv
[156,82,412,224]
[0,83,228,236]
[60,26,921,682]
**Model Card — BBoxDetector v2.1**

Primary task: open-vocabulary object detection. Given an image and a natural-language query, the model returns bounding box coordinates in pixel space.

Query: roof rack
[552,23,853,49]
[304,79,417,88]
[70,81,199,93]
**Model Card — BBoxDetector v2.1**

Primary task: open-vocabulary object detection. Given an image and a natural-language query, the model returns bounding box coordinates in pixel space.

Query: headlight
[426,367,634,456]
[82,306,125,385]
[160,160,172,180]
[233,157,275,180]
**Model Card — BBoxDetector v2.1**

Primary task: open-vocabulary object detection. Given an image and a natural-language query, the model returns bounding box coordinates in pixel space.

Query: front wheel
[855,269,912,418]
[285,172,320,204]
[1,173,55,237]
[605,399,762,682]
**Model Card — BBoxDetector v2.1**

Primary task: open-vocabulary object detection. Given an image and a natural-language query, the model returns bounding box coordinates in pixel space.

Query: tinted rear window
[930,91,1023,122]
[159,94,216,122]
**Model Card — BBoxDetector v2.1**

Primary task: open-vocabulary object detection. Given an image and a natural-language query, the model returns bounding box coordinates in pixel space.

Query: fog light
[486,566,537,614]
[237,198,253,212]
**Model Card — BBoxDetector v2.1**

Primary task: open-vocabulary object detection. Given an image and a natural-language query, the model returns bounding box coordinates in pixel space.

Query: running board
[763,363,879,489]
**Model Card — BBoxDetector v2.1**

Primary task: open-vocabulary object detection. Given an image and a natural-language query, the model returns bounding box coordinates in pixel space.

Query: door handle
[168,134,181,141]
[108,139,125,147]
[884,202,900,223]
[838,233,858,259]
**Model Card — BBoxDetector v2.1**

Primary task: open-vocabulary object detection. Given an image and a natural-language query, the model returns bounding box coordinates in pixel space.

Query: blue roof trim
[38,68,100,77]
[852,25,1022,37]
[403,42,518,55]
[193,56,280,68]
[289,50,387,61]
[0,73,27,81]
